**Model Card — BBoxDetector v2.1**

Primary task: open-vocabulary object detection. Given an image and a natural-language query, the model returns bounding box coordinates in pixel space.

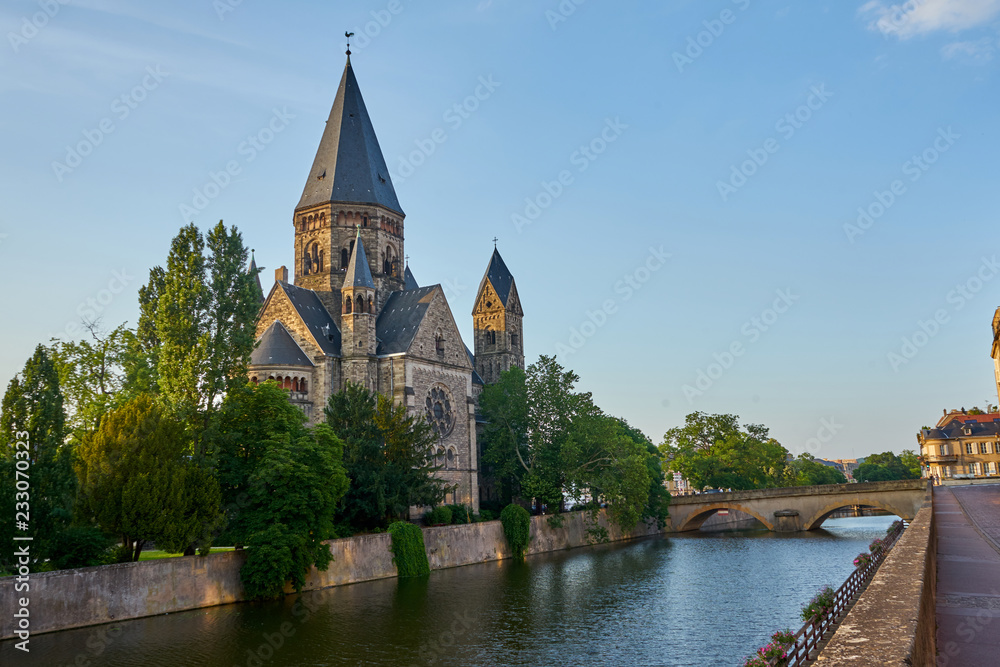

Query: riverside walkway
[935,484,1000,666]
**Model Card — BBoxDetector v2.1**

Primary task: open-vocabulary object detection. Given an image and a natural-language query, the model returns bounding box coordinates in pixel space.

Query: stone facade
[917,410,1000,480]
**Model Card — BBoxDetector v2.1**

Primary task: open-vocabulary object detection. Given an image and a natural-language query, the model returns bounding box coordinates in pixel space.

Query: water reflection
[2,516,895,667]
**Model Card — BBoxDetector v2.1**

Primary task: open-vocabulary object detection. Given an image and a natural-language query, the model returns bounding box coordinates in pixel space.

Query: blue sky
[1,0,998,460]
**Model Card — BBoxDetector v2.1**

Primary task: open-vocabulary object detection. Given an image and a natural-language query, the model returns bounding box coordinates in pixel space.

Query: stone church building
[248,55,524,511]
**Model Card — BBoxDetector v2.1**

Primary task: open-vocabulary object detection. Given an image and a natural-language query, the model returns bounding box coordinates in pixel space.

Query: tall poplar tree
[140,222,260,450]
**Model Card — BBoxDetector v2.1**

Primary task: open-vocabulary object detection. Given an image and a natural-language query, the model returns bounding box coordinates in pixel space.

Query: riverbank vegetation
[478,356,671,533]
[659,411,919,491]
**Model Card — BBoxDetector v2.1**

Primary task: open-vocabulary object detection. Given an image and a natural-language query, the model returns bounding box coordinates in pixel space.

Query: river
[3,515,895,667]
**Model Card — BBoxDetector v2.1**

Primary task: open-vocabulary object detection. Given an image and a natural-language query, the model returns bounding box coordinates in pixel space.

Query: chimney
[276,266,288,283]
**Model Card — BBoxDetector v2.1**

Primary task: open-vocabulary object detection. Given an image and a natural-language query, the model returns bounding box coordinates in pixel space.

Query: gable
[256,282,340,359]
[407,287,473,369]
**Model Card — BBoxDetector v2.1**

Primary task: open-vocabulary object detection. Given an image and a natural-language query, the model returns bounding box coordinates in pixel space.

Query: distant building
[918,409,1000,480]
[992,307,1000,406]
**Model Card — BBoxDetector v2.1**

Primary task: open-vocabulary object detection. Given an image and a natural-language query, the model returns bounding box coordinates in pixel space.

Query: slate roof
[296,56,403,215]
[375,286,437,355]
[250,321,314,367]
[344,233,375,289]
[922,419,1000,440]
[465,344,484,386]
[404,265,419,291]
[479,248,515,307]
[279,282,341,356]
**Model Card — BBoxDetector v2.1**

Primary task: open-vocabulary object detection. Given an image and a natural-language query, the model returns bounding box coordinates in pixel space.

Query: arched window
[447,449,456,469]
[345,297,353,314]
[341,248,349,269]
[318,250,324,272]
[251,376,258,384]
[367,295,373,313]
[300,378,307,393]
[435,333,445,357]
[356,295,365,313]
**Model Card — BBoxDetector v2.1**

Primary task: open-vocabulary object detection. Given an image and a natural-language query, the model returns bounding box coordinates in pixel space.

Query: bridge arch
[676,503,774,532]
[803,498,912,531]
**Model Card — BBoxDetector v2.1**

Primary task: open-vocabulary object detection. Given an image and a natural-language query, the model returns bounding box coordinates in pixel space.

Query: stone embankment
[0,510,662,640]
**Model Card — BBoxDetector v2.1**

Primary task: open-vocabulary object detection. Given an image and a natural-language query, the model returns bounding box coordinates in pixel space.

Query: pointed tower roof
[344,230,375,289]
[403,264,419,291]
[297,56,403,215]
[479,248,515,307]
[248,251,264,304]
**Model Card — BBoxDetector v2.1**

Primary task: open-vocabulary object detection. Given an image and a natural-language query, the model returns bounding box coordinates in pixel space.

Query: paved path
[934,484,1000,666]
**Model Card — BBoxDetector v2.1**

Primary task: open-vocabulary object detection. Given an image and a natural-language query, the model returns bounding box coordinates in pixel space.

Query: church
[247,54,525,511]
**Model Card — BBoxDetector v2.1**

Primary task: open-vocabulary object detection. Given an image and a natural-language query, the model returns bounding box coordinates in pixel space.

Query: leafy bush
[477,510,496,522]
[742,629,795,667]
[110,544,134,564]
[887,520,903,535]
[388,521,430,577]
[448,504,472,525]
[424,506,453,526]
[500,504,531,560]
[869,538,884,554]
[853,552,871,569]
[49,527,114,569]
[800,585,835,624]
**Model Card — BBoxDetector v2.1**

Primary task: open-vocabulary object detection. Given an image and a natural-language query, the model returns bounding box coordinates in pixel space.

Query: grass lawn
[138,547,235,561]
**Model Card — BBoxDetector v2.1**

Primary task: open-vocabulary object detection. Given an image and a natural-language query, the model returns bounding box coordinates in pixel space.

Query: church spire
[343,229,375,289]
[248,249,264,304]
[296,56,402,215]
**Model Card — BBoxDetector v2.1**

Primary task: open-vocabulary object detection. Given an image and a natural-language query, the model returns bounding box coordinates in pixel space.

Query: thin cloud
[859,0,1000,39]
[941,37,996,62]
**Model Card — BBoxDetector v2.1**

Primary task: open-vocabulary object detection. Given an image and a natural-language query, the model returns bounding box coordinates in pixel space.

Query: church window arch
[435,331,445,357]
[367,295,373,313]
[447,448,456,470]
[345,296,352,314]
[341,248,349,269]
[356,295,365,313]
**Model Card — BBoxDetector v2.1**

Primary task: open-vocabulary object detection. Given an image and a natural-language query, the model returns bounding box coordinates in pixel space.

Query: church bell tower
[473,248,524,384]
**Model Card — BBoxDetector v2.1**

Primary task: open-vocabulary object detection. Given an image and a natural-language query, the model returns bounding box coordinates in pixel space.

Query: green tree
[0,346,76,566]
[788,454,848,486]
[519,356,593,513]
[899,449,922,478]
[128,265,166,395]
[854,451,918,482]
[156,223,210,421]
[211,381,349,599]
[152,223,260,450]
[617,418,671,528]
[49,322,131,441]
[562,412,653,531]
[75,395,222,560]
[325,382,447,530]
[660,412,789,491]
[477,365,529,505]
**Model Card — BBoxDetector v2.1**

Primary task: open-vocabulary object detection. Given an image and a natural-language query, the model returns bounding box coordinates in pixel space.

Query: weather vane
[345,31,355,56]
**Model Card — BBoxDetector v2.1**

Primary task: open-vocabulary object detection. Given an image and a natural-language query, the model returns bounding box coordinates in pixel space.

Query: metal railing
[766,520,906,666]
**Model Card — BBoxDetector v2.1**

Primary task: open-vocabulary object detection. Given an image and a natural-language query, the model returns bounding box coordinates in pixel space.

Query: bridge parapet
[668,480,929,532]
[670,479,927,505]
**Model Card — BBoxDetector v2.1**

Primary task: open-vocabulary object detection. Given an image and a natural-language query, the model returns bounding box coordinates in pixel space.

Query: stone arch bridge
[668,479,929,532]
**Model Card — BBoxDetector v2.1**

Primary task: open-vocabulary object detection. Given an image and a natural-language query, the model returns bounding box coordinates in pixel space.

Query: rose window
[425,386,455,437]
